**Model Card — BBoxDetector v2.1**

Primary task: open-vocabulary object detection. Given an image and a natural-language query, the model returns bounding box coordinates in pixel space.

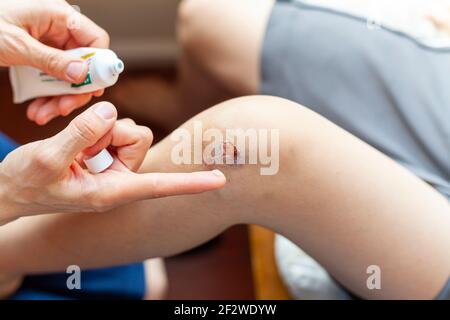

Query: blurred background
[76,0,180,68]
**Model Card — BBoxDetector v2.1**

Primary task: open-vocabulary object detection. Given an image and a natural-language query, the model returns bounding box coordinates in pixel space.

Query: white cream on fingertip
[84,149,114,174]
[9,48,125,104]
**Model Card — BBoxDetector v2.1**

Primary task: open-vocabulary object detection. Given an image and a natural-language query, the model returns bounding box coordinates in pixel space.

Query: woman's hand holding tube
[0,102,226,225]
[0,0,110,125]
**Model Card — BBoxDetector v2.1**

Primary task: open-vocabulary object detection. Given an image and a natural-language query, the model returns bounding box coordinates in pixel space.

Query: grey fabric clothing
[262,0,450,300]
[261,0,450,200]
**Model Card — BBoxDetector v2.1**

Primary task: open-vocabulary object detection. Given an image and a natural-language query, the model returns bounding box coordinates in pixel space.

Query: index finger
[110,171,227,203]
[68,9,110,48]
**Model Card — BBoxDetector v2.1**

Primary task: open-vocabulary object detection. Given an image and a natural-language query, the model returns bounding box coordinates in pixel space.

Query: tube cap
[84,149,114,174]
[113,59,125,75]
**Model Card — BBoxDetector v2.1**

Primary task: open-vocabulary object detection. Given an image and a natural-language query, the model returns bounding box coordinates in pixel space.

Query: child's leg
[140,96,450,299]
[144,258,168,300]
[2,96,449,299]
[177,0,274,113]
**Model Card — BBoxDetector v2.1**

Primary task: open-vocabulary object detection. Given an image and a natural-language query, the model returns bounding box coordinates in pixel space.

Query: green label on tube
[71,72,92,88]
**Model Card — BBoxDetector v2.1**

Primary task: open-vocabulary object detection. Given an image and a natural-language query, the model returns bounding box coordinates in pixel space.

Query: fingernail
[94,103,116,120]
[212,169,225,178]
[66,61,86,82]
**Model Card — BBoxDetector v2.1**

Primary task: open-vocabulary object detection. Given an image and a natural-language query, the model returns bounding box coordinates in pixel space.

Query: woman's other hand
[0,0,110,124]
[0,102,226,224]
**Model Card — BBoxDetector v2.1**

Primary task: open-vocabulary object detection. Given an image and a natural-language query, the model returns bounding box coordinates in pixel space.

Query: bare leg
[114,0,273,127]
[144,258,168,300]
[177,0,274,112]
[1,96,449,299]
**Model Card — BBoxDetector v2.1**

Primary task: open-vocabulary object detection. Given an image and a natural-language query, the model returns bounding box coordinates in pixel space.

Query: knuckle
[44,52,62,75]
[83,188,112,212]
[139,126,153,146]
[148,175,161,193]
[5,30,30,63]
[10,29,27,45]
[50,0,70,14]
[91,203,110,213]
[100,29,110,46]
[70,116,97,144]
[120,118,136,125]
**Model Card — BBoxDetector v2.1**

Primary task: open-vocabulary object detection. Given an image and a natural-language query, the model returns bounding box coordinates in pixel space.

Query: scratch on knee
[222,141,239,164]
[204,140,242,166]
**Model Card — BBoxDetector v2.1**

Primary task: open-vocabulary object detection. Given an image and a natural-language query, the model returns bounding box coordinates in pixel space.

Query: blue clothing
[10,265,146,300]
[0,132,18,158]
[0,132,146,300]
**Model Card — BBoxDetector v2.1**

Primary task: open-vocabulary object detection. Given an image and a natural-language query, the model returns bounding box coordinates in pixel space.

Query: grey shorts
[261,0,450,200]
[261,0,450,299]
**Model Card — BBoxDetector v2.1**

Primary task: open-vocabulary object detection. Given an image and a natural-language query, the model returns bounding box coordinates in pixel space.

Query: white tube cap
[113,59,125,75]
[84,149,114,174]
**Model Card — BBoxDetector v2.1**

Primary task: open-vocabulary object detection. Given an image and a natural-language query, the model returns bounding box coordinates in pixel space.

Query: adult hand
[0,102,226,224]
[0,0,110,125]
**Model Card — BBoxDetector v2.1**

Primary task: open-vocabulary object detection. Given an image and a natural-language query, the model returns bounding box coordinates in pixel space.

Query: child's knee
[147,95,321,180]
[174,96,316,176]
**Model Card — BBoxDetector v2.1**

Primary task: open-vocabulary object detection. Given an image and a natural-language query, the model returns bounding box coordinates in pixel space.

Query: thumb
[21,34,88,83]
[49,102,117,169]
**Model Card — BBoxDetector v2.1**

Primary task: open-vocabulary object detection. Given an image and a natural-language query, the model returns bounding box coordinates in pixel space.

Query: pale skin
[0,96,449,300]
[176,0,272,117]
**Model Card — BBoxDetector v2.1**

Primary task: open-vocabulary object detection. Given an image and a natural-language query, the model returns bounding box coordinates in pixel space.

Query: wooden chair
[248,226,291,300]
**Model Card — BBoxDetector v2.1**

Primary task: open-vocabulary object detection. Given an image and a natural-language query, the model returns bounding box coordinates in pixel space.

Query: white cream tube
[9,48,124,104]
